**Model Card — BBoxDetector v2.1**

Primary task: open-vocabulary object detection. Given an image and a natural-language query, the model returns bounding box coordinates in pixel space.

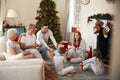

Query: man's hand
[32,43,39,48]
[49,48,54,53]
[21,33,26,36]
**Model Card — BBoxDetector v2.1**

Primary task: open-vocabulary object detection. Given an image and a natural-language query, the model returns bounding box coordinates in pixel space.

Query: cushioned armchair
[0,37,45,80]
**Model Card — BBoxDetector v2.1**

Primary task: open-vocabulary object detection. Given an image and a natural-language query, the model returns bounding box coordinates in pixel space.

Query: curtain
[64,0,75,41]
[0,0,6,36]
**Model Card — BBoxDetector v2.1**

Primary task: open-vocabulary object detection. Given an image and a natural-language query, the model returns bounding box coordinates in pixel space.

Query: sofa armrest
[0,59,45,67]
[0,65,45,80]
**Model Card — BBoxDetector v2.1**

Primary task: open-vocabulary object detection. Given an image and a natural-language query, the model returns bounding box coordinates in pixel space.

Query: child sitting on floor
[79,49,104,75]
[49,44,65,60]
[53,47,75,77]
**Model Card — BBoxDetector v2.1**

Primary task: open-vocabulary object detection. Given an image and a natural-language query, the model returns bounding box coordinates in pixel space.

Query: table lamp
[7,9,17,26]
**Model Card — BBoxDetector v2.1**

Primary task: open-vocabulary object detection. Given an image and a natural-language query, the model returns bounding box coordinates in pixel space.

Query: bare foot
[49,66,54,69]
[23,51,29,56]
[66,73,72,77]
[79,62,83,71]
[46,66,52,71]
[70,70,77,74]
[45,64,51,71]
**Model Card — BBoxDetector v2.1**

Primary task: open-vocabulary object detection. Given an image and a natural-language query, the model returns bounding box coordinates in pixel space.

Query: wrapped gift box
[71,27,77,32]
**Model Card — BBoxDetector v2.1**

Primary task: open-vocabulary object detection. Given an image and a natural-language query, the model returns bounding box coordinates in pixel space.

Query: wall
[6,0,40,27]
[79,0,117,50]
[110,0,120,80]
[6,0,66,37]
[55,0,66,37]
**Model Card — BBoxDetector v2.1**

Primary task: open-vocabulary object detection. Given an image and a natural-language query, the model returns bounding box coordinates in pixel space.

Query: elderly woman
[6,28,42,60]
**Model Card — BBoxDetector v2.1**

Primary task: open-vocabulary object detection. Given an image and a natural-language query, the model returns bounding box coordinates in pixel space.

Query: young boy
[53,47,75,77]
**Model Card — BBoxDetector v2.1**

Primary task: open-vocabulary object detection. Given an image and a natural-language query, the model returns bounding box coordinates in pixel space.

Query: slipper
[66,73,72,77]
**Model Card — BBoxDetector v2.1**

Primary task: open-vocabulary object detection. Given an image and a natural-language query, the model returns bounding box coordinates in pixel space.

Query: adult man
[36,23,57,49]
[20,24,48,60]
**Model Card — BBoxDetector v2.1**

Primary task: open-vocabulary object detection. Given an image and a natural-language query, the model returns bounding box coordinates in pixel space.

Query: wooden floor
[45,70,60,80]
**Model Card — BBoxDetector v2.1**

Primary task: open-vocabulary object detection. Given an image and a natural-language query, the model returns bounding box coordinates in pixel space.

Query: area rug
[46,60,109,80]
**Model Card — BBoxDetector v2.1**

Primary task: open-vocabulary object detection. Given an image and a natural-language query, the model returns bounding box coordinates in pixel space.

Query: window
[64,0,81,40]
[74,0,81,24]
[69,0,81,32]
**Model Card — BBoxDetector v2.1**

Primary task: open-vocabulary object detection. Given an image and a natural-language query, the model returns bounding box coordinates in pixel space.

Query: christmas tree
[35,0,62,44]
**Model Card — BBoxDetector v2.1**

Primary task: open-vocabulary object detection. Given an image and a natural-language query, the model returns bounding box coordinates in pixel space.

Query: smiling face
[27,24,35,35]
[93,24,100,31]
[74,31,81,43]
[41,26,48,33]
[93,21,103,34]
[74,32,81,41]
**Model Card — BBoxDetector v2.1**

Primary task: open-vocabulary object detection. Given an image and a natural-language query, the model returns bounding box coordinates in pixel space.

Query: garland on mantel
[87,13,113,23]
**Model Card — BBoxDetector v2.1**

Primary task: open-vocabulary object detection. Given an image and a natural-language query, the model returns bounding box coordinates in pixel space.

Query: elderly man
[19,24,48,60]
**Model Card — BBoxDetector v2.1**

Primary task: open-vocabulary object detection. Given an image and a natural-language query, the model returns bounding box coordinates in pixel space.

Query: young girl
[53,47,75,77]
[79,49,104,75]
[67,31,86,63]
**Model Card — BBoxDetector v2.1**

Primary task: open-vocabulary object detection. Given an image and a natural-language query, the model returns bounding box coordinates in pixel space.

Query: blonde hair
[7,28,18,39]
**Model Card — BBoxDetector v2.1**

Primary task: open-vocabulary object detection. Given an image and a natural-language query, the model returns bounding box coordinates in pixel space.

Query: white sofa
[0,37,45,80]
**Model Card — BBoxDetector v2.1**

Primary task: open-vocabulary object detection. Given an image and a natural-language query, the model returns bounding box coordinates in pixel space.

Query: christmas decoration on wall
[106,0,116,3]
[87,13,113,23]
[35,0,62,44]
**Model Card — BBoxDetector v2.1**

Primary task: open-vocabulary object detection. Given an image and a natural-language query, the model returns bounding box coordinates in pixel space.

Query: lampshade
[7,9,17,18]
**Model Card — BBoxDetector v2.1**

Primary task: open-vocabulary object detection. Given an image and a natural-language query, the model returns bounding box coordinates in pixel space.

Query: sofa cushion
[0,37,7,60]
[0,65,43,80]
[2,52,24,60]
[0,58,45,67]
[0,37,7,53]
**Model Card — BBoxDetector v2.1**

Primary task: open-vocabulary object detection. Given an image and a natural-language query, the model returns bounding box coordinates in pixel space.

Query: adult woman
[67,31,86,63]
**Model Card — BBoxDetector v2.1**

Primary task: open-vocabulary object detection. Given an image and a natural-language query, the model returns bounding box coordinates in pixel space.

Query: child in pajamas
[79,49,104,75]
[53,47,75,77]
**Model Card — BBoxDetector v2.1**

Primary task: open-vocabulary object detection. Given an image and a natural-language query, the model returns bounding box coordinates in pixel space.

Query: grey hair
[26,24,35,30]
[7,28,18,38]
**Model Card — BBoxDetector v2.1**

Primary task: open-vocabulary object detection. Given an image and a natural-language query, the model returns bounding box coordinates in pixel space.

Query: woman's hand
[23,51,30,56]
